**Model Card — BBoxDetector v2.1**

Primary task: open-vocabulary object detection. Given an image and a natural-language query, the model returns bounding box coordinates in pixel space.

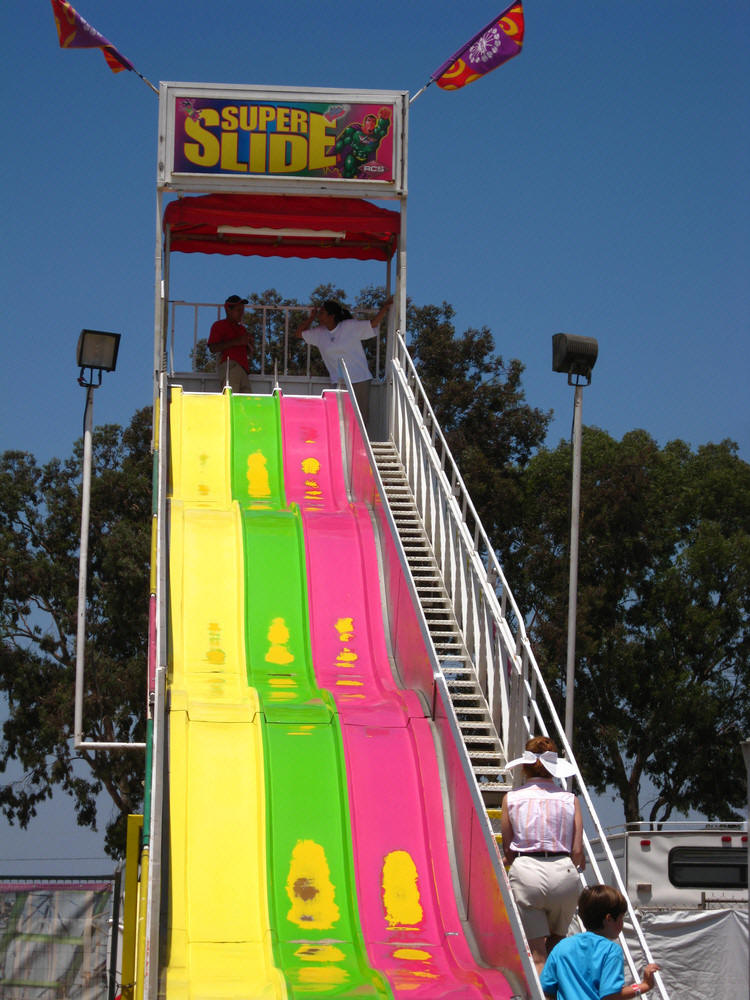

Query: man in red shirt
[208,294,252,393]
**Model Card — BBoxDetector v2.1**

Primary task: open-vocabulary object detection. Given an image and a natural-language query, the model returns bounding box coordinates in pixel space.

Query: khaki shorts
[508,854,580,939]
[218,359,251,394]
[352,379,371,423]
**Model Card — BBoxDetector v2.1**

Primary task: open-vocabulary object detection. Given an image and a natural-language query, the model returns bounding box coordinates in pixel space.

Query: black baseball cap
[225,294,248,306]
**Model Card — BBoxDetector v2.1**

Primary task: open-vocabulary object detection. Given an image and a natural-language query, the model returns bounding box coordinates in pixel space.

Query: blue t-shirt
[540,932,624,1000]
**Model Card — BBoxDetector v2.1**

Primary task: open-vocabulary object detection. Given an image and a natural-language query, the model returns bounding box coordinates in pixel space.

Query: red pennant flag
[50,0,134,73]
[432,3,524,91]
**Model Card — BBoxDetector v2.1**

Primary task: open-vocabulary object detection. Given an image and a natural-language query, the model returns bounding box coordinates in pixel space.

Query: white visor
[505,749,577,779]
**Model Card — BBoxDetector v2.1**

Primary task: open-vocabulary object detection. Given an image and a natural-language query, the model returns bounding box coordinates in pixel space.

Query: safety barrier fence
[166,299,388,382]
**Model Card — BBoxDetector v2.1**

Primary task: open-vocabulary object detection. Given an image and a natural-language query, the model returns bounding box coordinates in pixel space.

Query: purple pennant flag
[51,0,134,73]
[431,3,524,91]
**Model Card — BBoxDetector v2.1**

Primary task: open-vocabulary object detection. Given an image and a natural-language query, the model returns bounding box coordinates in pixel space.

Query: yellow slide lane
[166,389,286,999]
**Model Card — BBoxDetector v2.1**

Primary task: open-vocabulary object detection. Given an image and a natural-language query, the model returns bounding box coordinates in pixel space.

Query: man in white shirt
[296,296,393,422]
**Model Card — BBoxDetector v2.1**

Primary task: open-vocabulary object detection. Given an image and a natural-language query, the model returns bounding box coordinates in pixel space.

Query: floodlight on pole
[77,329,121,386]
[74,330,144,751]
[552,333,598,750]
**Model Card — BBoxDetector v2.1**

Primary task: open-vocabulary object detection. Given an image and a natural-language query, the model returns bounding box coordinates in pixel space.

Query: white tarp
[0,882,114,1000]
[623,908,748,1000]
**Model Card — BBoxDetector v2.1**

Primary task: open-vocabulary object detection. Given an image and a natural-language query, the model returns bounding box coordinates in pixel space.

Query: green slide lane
[231,393,286,508]
[241,508,333,722]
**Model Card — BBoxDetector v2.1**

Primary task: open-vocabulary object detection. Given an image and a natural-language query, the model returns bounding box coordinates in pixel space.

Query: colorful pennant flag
[50,0,134,73]
[431,3,524,91]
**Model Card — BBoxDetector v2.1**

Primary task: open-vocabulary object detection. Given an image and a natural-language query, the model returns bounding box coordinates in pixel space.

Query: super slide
[163,386,527,998]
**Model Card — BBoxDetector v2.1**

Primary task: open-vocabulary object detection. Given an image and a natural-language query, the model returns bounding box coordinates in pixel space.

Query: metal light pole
[742,738,750,993]
[75,375,96,747]
[552,333,599,749]
[73,329,137,750]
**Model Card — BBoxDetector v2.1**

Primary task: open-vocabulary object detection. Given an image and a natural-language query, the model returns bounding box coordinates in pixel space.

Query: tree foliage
[0,408,151,856]
[511,428,750,823]
[406,299,551,556]
[4,284,747,854]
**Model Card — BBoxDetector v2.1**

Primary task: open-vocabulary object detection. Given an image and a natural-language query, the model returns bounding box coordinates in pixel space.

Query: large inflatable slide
[164,386,526,998]
[117,78,667,1000]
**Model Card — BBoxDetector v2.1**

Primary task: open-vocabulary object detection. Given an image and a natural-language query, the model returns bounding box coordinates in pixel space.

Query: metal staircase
[370,439,510,848]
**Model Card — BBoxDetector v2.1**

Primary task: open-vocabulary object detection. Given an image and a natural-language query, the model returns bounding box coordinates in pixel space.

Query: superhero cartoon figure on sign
[334,107,391,178]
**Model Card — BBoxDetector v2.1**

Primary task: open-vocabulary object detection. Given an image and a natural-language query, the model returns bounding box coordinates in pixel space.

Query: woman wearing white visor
[501,735,585,974]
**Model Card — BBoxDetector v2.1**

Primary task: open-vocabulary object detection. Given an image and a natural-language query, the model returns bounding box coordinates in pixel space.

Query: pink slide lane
[277,390,349,514]
[280,393,516,998]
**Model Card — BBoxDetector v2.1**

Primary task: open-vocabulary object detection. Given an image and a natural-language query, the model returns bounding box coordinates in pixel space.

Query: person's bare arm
[208,331,248,352]
[369,295,393,328]
[571,796,585,870]
[602,963,661,999]
[296,307,318,338]
[500,794,515,867]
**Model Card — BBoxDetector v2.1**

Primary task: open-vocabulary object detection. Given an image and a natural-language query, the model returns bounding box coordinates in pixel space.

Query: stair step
[473,765,508,777]
[376,444,515,847]
[469,756,505,769]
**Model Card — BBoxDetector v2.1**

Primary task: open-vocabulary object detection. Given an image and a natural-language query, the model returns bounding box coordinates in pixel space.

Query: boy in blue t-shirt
[540,885,661,1000]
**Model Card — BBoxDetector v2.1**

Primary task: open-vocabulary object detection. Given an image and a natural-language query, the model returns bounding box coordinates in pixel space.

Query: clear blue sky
[1,2,748,871]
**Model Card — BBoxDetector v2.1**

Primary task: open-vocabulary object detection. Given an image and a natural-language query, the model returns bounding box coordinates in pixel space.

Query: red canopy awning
[163,193,401,262]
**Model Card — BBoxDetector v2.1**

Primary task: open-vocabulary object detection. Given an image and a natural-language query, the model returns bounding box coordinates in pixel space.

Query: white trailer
[592,821,747,909]
[591,822,748,1000]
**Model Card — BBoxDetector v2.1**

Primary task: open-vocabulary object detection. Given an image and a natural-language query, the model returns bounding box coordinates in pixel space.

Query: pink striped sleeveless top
[505,779,575,853]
